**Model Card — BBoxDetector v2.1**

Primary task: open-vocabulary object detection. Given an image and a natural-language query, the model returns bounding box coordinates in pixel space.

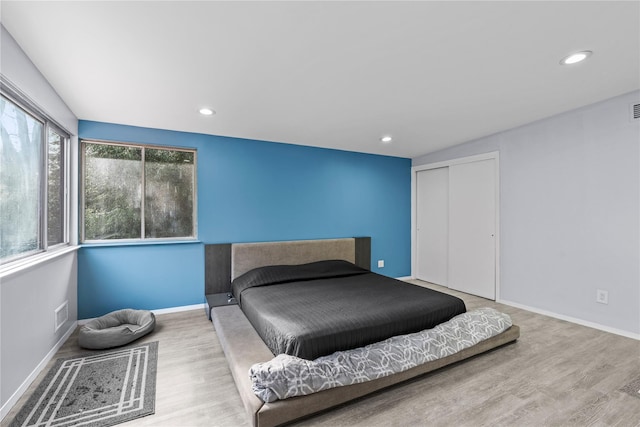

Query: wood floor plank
[3,283,639,427]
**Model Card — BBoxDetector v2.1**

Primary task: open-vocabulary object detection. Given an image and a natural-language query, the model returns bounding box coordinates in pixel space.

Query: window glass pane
[84,143,142,240]
[48,128,64,246]
[144,149,194,238]
[0,96,43,261]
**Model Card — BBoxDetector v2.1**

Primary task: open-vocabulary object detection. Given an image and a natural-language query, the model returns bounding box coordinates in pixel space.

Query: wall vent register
[54,301,68,332]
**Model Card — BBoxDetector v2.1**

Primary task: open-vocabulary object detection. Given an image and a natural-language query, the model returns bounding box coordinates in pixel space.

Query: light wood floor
[3,282,640,427]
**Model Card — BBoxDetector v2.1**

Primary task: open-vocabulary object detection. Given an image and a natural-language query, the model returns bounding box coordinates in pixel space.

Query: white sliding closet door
[448,159,496,300]
[415,168,448,286]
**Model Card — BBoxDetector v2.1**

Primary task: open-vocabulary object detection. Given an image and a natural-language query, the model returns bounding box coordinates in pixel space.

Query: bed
[232,259,467,360]
[206,237,520,427]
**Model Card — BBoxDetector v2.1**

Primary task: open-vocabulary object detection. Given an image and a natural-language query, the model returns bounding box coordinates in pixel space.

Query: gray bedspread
[250,307,512,402]
[232,260,466,360]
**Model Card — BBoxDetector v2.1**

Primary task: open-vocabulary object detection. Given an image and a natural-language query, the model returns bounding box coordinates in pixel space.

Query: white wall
[0,24,79,418]
[1,255,78,415]
[413,90,640,337]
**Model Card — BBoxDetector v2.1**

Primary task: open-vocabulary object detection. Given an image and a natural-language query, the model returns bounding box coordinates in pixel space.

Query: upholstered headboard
[231,238,355,280]
[205,237,371,295]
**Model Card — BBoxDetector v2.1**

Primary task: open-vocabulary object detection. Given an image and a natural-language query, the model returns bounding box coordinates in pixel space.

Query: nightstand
[205,292,237,320]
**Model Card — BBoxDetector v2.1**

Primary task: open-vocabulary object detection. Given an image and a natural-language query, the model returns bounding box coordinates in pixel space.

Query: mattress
[231,260,466,360]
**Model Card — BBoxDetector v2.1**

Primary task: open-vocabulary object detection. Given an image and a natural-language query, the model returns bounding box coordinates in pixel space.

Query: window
[48,128,65,246]
[82,140,196,242]
[0,89,69,264]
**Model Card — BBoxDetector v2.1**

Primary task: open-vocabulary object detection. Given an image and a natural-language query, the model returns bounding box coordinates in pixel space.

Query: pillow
[232,260,368,304]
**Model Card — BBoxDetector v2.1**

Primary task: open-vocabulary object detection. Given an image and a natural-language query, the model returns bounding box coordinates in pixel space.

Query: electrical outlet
[377,260,384,268]
[596,289,609,305]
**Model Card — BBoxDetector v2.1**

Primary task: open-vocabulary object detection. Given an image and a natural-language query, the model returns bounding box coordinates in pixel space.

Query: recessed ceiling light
[199,107,215,116]
[560,51,592,65]
[380,135,393,143]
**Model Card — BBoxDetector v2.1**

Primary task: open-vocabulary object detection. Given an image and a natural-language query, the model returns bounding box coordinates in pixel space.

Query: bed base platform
[212,304,520,427]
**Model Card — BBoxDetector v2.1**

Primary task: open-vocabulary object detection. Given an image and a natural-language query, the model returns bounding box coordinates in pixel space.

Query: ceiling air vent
[631,103,640,121]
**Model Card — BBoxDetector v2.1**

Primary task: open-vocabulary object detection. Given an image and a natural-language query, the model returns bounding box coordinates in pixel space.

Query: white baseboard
[0,321,77,421]
[498,299,640,341]
[396,276,414,281]
[399,278,638,340]
[78,303,206,325]
[150,303,205,315]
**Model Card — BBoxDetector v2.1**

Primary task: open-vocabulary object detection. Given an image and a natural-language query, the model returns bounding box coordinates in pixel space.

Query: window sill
[80,239,202,248]
[0,245,80,280]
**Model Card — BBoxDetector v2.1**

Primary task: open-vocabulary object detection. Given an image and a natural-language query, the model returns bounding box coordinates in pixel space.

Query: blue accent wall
[78,121,411,318]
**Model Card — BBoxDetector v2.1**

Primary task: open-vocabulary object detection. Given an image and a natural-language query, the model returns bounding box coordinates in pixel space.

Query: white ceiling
[1,1,639,158]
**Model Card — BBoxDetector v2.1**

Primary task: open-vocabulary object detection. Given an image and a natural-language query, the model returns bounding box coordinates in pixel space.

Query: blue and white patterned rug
[10,341,157,427]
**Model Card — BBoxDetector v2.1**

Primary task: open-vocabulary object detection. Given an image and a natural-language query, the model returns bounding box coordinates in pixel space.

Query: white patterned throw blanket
[250,307,512,402]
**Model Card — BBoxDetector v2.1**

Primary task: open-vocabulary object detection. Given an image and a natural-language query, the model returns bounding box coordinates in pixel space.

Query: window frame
[80,139,198,244]
[47,123,70,249]
[0,78,71,267]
